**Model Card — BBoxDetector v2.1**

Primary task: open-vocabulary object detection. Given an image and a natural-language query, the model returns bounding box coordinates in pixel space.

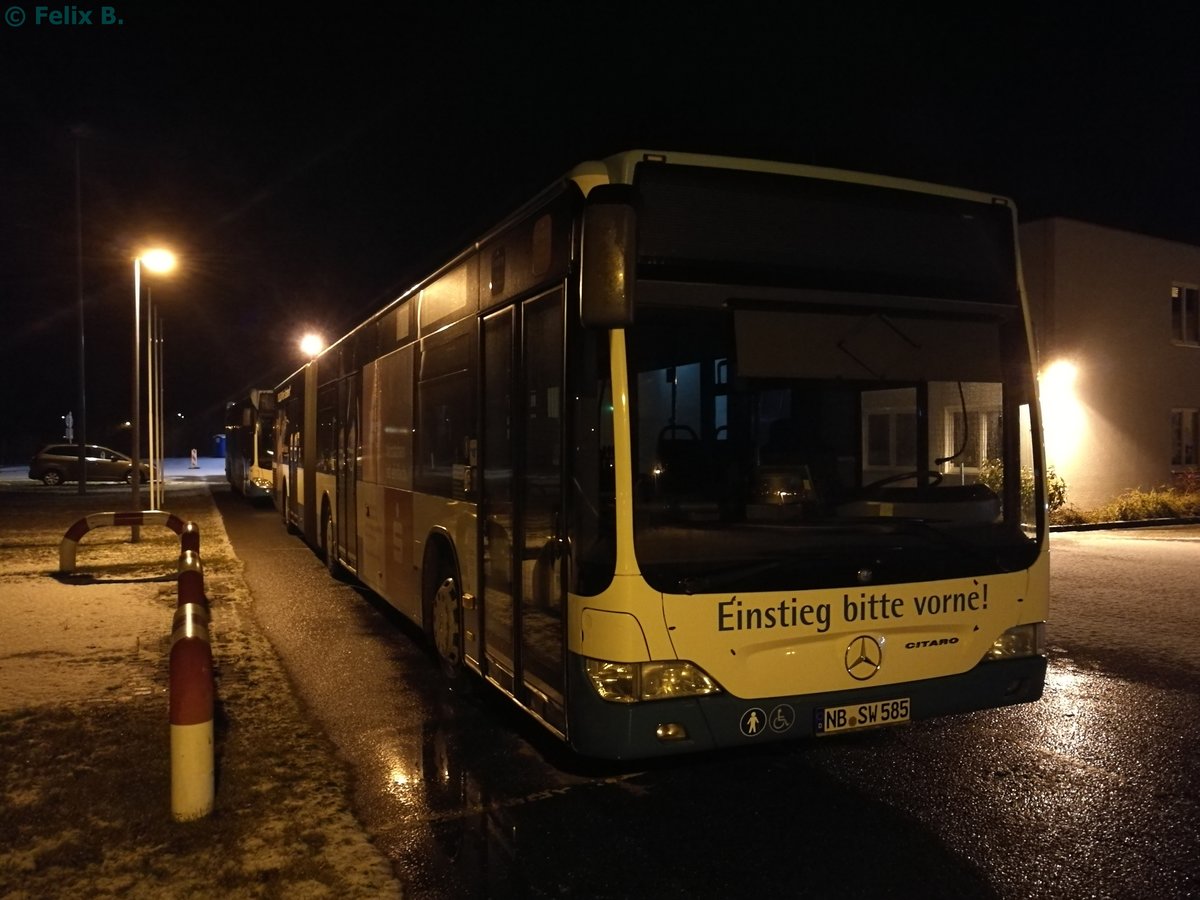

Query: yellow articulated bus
[272,150,1049,759]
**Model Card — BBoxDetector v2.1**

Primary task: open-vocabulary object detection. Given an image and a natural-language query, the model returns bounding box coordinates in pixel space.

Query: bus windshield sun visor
[733,309,1004,383]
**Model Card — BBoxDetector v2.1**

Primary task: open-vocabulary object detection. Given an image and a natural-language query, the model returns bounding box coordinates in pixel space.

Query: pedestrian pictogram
[739,707,767,737]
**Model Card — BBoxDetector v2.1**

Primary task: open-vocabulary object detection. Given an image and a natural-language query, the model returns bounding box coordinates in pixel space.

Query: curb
[1049,516,1200,533]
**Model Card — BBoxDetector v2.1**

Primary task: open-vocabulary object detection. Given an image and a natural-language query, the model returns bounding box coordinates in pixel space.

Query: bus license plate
[816,698,911,735]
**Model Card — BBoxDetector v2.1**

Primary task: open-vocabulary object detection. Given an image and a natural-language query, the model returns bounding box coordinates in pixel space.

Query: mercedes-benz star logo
[845,635,882,681]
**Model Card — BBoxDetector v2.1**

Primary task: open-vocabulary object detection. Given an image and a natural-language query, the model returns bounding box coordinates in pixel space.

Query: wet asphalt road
[214,488,1200,900]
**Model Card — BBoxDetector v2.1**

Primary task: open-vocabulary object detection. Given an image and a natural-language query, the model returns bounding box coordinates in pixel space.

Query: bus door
[480,289,566,726]
[287,424,301,523]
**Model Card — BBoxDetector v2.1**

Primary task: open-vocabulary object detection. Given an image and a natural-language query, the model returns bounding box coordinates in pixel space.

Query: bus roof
[570,149,1016,211]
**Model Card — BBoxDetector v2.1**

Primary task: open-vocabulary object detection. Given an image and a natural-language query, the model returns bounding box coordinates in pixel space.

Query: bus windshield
[626,303,1040,594]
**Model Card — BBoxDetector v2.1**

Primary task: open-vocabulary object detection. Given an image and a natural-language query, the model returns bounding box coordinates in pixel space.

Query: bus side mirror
[580,184,637,327]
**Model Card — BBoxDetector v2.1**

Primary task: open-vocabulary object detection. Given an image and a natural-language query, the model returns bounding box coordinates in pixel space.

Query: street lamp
[131,248,176,540]
[300,332,325,358]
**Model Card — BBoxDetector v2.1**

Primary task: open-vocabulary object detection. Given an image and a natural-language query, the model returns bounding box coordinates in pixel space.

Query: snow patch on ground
[0,470,403,898]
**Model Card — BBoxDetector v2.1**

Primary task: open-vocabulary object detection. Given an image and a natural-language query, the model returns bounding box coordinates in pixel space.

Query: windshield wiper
[877,517,1015,572]
[663,519,1025,594]
[677,559,806,595]
[936,381,970,466]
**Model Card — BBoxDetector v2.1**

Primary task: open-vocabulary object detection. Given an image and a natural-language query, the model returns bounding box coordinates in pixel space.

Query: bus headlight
[585,658,721,703]
[984,623,1046,661]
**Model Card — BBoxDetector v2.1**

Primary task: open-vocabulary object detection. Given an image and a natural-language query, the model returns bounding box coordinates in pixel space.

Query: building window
[944,408,1002,471]
[1171,409,1200,467]
[1171,284,1200,346]
[865,411,917,468]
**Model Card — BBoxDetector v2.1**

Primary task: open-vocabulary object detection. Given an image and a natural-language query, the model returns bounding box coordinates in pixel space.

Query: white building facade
[1020,218,1200,509]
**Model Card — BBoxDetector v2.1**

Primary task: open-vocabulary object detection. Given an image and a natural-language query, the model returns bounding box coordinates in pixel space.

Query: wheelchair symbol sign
[768,704,795,733]
[740,704,795,736]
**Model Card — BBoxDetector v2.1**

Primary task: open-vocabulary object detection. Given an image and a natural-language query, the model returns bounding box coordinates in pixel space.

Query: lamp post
[74,128,88,495]
[131,248,176,540]
[147,288,166,509]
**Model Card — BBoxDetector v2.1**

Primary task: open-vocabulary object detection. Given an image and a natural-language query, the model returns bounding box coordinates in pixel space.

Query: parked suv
[28,444,151,486]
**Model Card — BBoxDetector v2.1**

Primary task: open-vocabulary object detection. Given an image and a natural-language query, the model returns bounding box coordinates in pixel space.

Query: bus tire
[281,480,299,534]
[424,546,464,680]
[322,508,342,579]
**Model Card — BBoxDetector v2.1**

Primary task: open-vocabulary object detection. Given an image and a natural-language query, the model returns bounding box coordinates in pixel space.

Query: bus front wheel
[323,511,342,579]
[426,554,464,679]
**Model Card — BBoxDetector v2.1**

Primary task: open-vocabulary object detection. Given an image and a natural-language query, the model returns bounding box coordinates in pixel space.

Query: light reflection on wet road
[216,491,1199,899]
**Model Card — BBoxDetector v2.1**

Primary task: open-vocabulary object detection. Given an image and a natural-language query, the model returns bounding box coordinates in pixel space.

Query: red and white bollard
[178,550,204,607]
[58,510,187,573]
[170,602,213,821]
[181,521,200,556]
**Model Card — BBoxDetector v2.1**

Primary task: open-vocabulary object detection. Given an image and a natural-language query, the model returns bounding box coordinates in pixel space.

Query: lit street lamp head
[139,248,177,274]
[300,333,326,358]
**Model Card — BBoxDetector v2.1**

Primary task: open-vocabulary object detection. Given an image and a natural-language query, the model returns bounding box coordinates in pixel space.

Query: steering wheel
[658,424,699,441]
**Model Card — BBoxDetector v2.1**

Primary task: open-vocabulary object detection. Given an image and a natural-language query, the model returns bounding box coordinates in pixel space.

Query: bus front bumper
[566,653,1047,761]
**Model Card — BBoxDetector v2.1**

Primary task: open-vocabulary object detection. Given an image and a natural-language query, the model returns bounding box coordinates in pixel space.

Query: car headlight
[983,623,1046,661]
[584,658,721,703]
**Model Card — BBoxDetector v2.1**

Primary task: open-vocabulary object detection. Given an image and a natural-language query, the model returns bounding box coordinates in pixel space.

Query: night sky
[3,3,1198,461]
